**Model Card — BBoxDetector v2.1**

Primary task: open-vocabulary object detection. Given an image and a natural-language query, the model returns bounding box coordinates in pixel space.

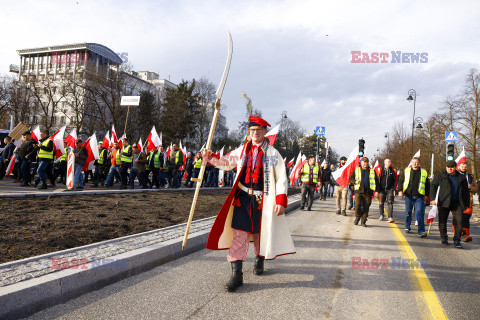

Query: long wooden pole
[182,99,221,250]
[124,105,131,135]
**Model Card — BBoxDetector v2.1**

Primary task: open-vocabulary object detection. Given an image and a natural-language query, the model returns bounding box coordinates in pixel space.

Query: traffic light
[446,143,455,161]
[359,139,365,157]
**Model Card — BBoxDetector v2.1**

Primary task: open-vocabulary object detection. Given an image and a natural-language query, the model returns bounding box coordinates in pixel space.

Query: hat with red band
[248,116,271,128]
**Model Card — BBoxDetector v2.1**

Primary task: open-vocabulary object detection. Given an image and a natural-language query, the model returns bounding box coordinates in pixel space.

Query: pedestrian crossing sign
[445,131,457,141]
[315,126,325,135]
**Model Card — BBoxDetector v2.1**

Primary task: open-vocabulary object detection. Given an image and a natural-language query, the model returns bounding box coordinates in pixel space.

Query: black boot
[254,255,265,275]
[354,218,360,225]
[225,261,243,292]
[38,182,47,190]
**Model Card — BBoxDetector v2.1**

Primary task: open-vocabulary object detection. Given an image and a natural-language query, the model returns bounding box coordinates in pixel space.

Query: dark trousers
[93,164,106,185]
[462,212,471,230]
[129,168,147,188]
[438,201,463,241]
[354,192,372,221]
[143,170,151,187]
[320,182,329,199]
[379,189,395,218]
[0,160,7,178]
[151,167,160,188]
[185,169,193,187]
[21,159,32,185]
[301,183,316,209]
[168,165,181,187]
[120,163,131,187]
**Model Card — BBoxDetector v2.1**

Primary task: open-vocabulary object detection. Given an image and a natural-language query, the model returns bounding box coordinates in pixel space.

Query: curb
[0,193,311,319]
[0,186,228,198]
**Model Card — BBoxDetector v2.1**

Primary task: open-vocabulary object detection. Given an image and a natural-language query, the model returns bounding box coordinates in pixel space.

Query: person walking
[334,156,348,216]
[376,158,397,222]
[119,137,133,189]
[456,160,478,242]
[320,161,332,200]
[73,139,88,190]
[299,156,321,211]
[349,157,378,227]
[168,144,183,188]
[18,131,37,187]
[398,157,429,238]
[430,160,470,248]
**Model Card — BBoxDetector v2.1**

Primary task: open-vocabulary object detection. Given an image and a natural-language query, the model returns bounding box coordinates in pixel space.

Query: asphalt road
[26,195,480,320]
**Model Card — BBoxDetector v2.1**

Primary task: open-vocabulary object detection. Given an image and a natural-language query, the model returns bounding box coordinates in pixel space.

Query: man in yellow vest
[92,141,108,187]
[299,156,321,211]
[398,157,430,238]
[119,137,133,189]
[189,152,203,187]
[53,141,68,184]
[104,141,121,187]
[349,157,379,227]
[168,143,184,188]
[35,130,55,189]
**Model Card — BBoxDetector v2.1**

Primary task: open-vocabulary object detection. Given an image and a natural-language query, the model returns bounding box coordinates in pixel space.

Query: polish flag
[111,125,118,143]
[408,149,421,167]
[266,124,280,146]
[147,126,162,150]
[64,128,77,149]
[166,143,173,158]
[82,133,99,171]
[289,152,306,186]
[102,132,110,150]
[455,147,466,170]
[137,138,143,152]
[199,143,206,152]
[179,140,188,164]
[5,155,16,176]
[117,133,125,149]
[332,145,359,189]
[286,158,294,168]
[50,125,66,159]
[31,125,41,142]
[426,187,440,224]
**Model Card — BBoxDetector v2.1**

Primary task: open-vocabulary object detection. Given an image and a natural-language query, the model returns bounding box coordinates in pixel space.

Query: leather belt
[238,182,262,197]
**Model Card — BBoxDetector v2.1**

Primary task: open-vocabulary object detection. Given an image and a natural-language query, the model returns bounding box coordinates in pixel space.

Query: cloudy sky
[1,0,480,156]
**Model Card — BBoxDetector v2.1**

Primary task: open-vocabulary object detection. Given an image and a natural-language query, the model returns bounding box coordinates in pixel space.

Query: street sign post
[120,96,141,135]
[445,131,458,141]
[315,126,325,136]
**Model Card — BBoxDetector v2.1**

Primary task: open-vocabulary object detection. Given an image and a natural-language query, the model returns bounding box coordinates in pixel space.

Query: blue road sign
[315,126,325,136]
[445,131,458,141]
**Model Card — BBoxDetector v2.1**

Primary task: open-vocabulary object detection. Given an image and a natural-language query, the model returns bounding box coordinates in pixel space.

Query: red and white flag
[266,124,280,146]
[332,145,359,189]
[289,152,306,186]
[166,143,173,158]
[455,147,466,170]
[5,155,16,176]
[137,138,143,152]
[82,133,100,171]
[147,126,162,150]
[31,125,41,142]
[373,160,380,171]
[426,187,440,224]
[111,125,118,144]
[50,125,66,159]
[102,132,110,149]
[179,140,188,164]
[408,149,421,167]
[64,128,77,149]
[66,150,74,189]
[117,133,125,149]
[286,158,294,168]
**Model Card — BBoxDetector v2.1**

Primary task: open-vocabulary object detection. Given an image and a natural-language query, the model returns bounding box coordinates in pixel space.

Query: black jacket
[430,170,470,210]
[74,146,89,167]
[377,167,397,191]
[320,167,332,182]
[18,139,36,160]
[2,143,15,162]
[185,156,194,172]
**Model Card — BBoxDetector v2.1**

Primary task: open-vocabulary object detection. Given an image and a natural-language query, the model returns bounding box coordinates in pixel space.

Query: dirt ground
[0,188,301,263]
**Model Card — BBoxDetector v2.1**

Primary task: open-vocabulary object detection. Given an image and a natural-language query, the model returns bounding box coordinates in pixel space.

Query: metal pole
[411,94,416,159]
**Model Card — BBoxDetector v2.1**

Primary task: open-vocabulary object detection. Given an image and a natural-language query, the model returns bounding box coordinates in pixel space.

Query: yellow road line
[388,221,448,320]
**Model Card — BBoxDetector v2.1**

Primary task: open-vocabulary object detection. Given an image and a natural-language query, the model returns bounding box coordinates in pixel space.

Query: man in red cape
[203,116,295,292]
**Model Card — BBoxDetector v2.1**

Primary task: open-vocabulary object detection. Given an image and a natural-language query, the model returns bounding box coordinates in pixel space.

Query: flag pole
[182,99,221,250]
[124,105,131,136]
[427,222,432,236]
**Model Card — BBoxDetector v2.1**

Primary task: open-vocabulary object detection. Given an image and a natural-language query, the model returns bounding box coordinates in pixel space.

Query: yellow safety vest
[98,149,106,165]
[121,145,133,163]
[301,164,319,183]
[59,148,68,162]
[194,158,202,169]
[153,151,162,169]
[172,150,181,165]
[403,167,428,195]
[354,167,376,191]
[114,149,121,166]
[38,139,54,160]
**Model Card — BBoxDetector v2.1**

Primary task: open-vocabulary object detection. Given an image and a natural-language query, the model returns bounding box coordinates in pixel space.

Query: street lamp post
[407,89,418,159]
